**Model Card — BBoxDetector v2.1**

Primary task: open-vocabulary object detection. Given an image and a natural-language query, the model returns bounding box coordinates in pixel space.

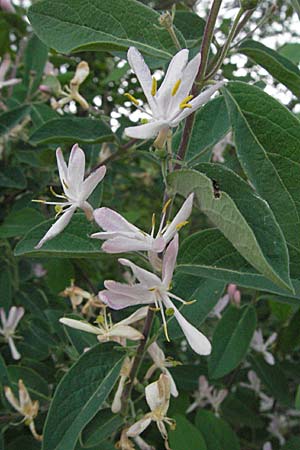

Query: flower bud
[159,11,173,29]
[71,61,90,86]
[240,0,260,10]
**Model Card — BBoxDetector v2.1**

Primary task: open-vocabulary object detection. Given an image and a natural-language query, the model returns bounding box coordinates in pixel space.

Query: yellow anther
[166,307,174,316]
[151,76,157,96]
[124,93,139,106]
[148,287,156,292]
[175,220,189,231]
[179,95,194,109]
[95,315,105,324]
[55,205,63,214]
[141,118,149,124]
[172,79,181,96]
[162,198,172,214]
[152,213,156,229]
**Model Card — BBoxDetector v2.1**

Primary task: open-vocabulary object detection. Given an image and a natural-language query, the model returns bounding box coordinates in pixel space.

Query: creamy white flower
[111,356,133,413]
[251,329,277,365]
[145,342,178,397]
[52,61,90,110]
[4,379,42,441]
[0,306,24,360]
[60,306,148,345]
[127,374,175,449]
[186,375,227,415]
[59,280,103,316]
[91,193,194,256]
[240,371,274,412]
[34,144,106,249]
[124,47,225,146]
[99,235,211,356]
[0,53,21,89]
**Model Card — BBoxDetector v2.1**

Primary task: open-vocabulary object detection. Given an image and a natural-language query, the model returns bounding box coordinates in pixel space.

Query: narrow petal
[109,325,144,341]
[93,207,141,234]
[67,144,86,185]
[127,417,152,437]
[81,165,106,200]
[102,237,153,253]
[148,342,165,367]
[8,337,21,360]
[99,290,153,310]
[162,235,179,288]
[163,193,194,243]
[145,373,170,413]
[4,386,21,413]
[125,121,167,140]
[6,307,24,331]
[119,258,161,287]
[56,147,68,188]
[264,352,275,366]
[165,368,179,397]
[104,280,152,299]
[111,375,126,413]
[34,206,76,249]
[164,296,212,355]
[127,47,156,110]
[117,306,149,326]
[157,49,189,98]
[0,78,21,88]
[59,318,101,335]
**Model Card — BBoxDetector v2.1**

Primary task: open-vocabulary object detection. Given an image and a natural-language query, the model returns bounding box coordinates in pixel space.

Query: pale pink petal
[127,47,156,110]
[119,258,161,287]
[67,144,85,185]
[0,0,15,13]
[111,375,126,413]
[127,417,152,437]
[148,342,165,367]
[152,236,166,253]
[0,78,21,89]
[164,296,211,355]
[117,306,148,326]
[163,193,194,243]
[6,307,24,331]
[4,387,21,413]
[81,165,106,199]
[99,290,152,310]
[0,309,6,328]
[264,352,275,366]
[162,235,178,288]
[104,280,152,299]
[103,237,153,253]
[93,207,141,234]
[59,318,100,335]
[56,147,68,189]
[8,337,21,360]
[265,332,277,347]
[165,368,179,397]
[125,120,167,140]
[34,206,76,249]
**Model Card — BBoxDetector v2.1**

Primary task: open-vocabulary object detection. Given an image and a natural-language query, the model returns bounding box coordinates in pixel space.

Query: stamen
[166,307,174,316]
[151,77,157,96]
[179,95,194,109]
[95,315,105,324]
[175,220,189,231]
[63,179,69,190]
[171,79,181,96]
[54,205,63,218]
[162,198,172,214]
[124,93,139,106]
[50,186,67,199]
[32,199,46,204]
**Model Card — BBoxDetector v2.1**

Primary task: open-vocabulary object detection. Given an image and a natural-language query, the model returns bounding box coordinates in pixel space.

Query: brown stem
[121,307,155,415]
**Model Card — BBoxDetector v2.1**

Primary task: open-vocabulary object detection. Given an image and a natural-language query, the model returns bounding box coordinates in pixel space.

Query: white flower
[263,443,273,450]
[267,413,287,445]
[240,371,274,412]
[127,374,175,449]
[0,306,24,360]
[52,61,90,110]
[0,54,21,89]
[112,356,133,413]
[124,47,225,147]
[91,193,194,256]
[186,375,227,415]
[145,342,178,397]
[209,283,241,319]
[34,144,106,249]
[251,329,277,365]
[59,280,103,316]
[4,379,42,441]
[60,306,148,345]
[99,235,211,356]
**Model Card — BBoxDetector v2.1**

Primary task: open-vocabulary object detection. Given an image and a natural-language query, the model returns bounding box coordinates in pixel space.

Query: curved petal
[157,49,189,99]
[145,373,170,412]
[93,207,141,234]
[34,206,76,249]
[118,258,161,287]
[109,325,144,341]
[56,147,68,188]
[163,193,194,243]
[67,144,86,185]
[104,280,151,298]
[102,237,153,253]
[6,307,24,331]
[125,120,167,140]
[127,417,152,437]
[164,297,212,355]
[81,165,106,200]
[8,337,21,360]
[127,47,156,110]
[59,318,100,335]
[111,375,126,413]
[99,290,153,310]
[162,235,179,288]
[165,368,179,397]
[117,306,149,326]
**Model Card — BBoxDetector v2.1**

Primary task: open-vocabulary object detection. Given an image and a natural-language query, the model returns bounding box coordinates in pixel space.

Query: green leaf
[169,415,207,450]
[24,34,48,94]
[7,366,50,401]
[238,40,300,96]
[295,385,300,410]
[173,11,205,48]
[0,354,10,387]
[168,167,291,291]
[0,105,30,136]
[222,394,264,428]
[195,410,240,450]
[42,344,123,450]
[0,208,44,238]
[14,214,102,258]
[81,409,123,447]
[282,437,300,450]
[208,305,256,379]
[30,117,115,146]
[0,166,27,189]
[278,43,300,64]
[185,97,230,163]
[28,0,185,59]
[0,267,12,311]
[249,355,293,406]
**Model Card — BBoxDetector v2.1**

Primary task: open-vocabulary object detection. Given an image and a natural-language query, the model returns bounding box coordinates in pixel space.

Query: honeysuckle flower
[0,306,24,360]
[209,283,241,319]
[4,379,42,441]
[134,436,155,450]
[112,356,133,413]
[99,235,211,355]
[0,54,21,89]
[263,443,273,450]
[145,342,179,397]
[116,428,136,450]
[240,371,274,412]
[34,144,106,249]
[92,193,193,258]
[0,0,15,12]
[60,306,148,345]
[127,374,175,449]
[186,375,227,415]
[32,263,47,278]
[251,329,277,365]
[267,413,287,445]
[59,280,103,316]
[52,61,90,110]
[124,47,225,147]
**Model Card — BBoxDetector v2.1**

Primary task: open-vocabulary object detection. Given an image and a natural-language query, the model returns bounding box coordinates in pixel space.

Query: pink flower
[0,306,24,360]
[34,144,106,249]
[99,235,211,355]
[0,0,15,13]
[0,54,21,89]
[91,193,194,255]
[251,329,277,365]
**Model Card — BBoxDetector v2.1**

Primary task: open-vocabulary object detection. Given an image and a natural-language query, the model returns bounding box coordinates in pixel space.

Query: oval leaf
[169,415,207,450]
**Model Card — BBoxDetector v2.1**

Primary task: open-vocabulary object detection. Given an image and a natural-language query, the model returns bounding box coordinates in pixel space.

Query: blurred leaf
[0,267,12,311]
[6,436,41,450]
[195,410,240,450]
[30,103,58,129]
[169,415,207,450]
[81,409,123,447]
[44,259,74,294]
[24,34,48,94]
[222,394,264,428]
[0,208,44,238]
[208,305,256,379]
[0,354,10,387]
[28,0,185,59]
[30,117,115,145]
[239,40,300,96]
[173,11,205,48]
[0,166,27,189]
[295,385,300,410]
[278,43,300,64]
[282,437,300,450]
[42,344,123,450]
[0,105,30,136]
[278,308,300,353]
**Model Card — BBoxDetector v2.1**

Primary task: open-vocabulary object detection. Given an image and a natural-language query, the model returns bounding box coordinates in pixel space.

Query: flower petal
[127,417,152,437]
[34,206,76,249]
[157,49,189,100]
[104,280,152,299]
[117,306,149,327]
[8,337,21,360]
[145,373,170,413]
[119,258,161,287]
[127,47,156,110]
[6,306,24,331]
[109,324,144,341]
[162,235,178,288]
[125,120,167,140]
[59,318,101,335]
[93,207,141,234]
[56,147,68,189]
[165,368,178,397]
[102,237,153,253]
[99,290,153,310]
[81,165,106,199]
[163,193,194,243]
[67,144,86,186]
